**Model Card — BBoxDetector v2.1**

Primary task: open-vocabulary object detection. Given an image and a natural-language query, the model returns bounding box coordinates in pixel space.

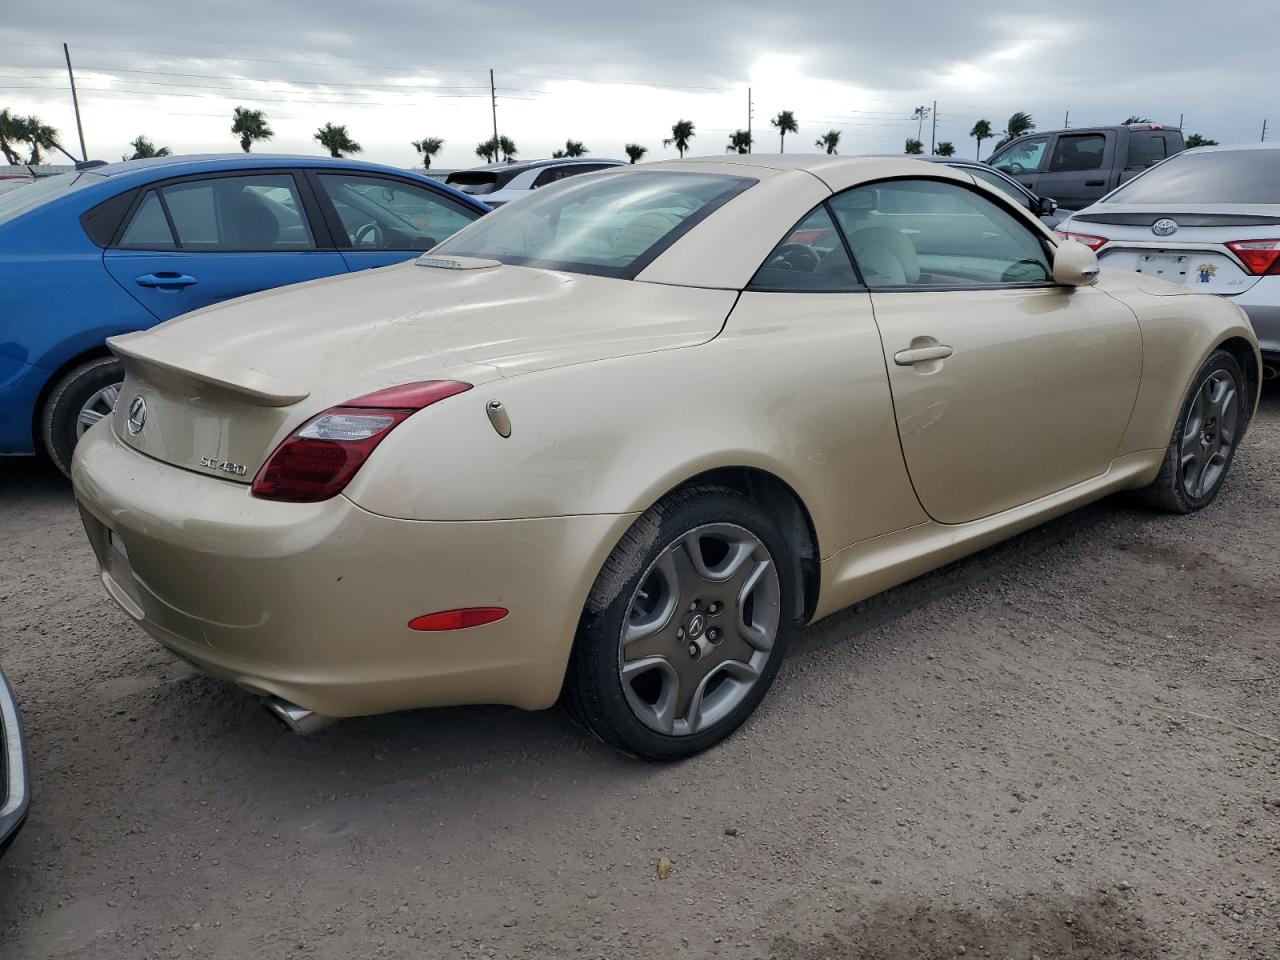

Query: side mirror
[1053,239,1100,286]
[1037,196,1059,216]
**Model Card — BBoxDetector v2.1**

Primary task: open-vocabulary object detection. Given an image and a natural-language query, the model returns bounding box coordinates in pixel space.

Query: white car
[445,157,625,208]
[1057,143,1279,377]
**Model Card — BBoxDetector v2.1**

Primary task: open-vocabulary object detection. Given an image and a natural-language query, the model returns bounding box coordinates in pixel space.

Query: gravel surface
[1,385,1277,960]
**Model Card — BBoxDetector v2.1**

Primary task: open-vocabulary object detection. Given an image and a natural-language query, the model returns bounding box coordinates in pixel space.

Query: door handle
[1084,179,1105,186]
[894,344,954,366]
[135,272,197,289]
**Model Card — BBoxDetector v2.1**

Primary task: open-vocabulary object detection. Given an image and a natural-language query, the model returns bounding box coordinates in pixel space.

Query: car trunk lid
[107,259,736,481]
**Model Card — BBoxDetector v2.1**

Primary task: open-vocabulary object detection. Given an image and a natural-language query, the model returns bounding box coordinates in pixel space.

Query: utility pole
[747,87,752,153]
[930,99,937,153]
[489,68,498,146]
[1263,119,1269,142]
[1178,112,1184,130]
[1064,109,1069,128]
[63,43,87,161]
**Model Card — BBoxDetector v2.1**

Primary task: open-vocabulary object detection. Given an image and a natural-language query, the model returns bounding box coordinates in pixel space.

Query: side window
[1049,134,1105,172]
[159,174,314,251]
[117,191,175,248]
[1126,134,1167,169]
[317,174,479,250]
[969,168,1033,209]
[533,167,566,189]
[829,179,1052,287]
[748,204,860,291]
[990,135,1049,174]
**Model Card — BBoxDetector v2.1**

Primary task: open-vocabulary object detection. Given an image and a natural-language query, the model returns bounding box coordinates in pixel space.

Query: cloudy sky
[5,1,1276,169]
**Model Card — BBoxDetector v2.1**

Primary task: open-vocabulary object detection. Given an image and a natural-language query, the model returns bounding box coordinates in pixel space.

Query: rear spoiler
[108,331,309,407]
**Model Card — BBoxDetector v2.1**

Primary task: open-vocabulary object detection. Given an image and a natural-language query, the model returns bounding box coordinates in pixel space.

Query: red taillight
[1226,239,1280,276]
[251,380,472,502]
[1055,230,1108,251]
[408,607,508,631]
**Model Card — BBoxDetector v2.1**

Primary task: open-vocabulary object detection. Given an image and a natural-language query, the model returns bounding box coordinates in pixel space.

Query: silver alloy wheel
[75,382,122,439]
[1179,368,1239,498]
[618,522,781,737]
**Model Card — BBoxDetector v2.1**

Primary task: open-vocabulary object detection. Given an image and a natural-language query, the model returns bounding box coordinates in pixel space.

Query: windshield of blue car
[1105,150,1280,205]
[430,171,756,278]
[0,171,104,225]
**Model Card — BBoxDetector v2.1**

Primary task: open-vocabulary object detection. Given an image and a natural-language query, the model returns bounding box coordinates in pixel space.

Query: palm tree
[0,109,24,165]
[21,117,60,164]
[125,136,171,160]
[231,107,273,153]
[725,130,753,155]
[663,119,695,158]
[934,141,956,157]
[624,143,647,164]
[314,123,361,158]
[1185,133,1218,147]
[997,112,1035,148]
[904,138,924,155]
[497,136,517,162]
[814,130,841,155]
[553,139,587,158]
[475,137,499,162]
[771,110,798,152]
[1122,115,1152,124]
[969,119,993,159]
[411,137,444,169]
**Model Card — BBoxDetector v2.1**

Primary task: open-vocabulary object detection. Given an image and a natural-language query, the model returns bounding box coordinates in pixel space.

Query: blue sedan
[0,154,488,474]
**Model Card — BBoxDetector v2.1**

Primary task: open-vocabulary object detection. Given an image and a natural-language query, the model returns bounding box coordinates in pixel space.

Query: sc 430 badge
[200,456,248,477]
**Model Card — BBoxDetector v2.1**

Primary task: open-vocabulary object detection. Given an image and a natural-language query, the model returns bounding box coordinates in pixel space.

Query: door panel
[871,285,1141,523]
[104,250,348,322]
[1036,132,1114,209]
[104,171,348,322]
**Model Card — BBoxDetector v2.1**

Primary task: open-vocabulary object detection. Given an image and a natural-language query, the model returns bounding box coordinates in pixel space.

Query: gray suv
[987,123,1185,210]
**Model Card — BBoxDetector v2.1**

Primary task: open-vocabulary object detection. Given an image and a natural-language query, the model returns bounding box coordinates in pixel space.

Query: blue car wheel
[40,356,124,476]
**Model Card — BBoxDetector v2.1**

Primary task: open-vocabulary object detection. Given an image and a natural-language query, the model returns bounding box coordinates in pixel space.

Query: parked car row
[0,144,1271,854]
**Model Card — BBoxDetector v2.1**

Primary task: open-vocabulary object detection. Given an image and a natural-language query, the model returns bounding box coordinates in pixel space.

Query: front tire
[40,357,124,477]
[1141,349,1245,514]
[565,485,795,760]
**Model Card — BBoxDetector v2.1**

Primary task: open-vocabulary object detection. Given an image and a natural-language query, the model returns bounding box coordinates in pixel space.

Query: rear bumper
[71,422,634,718]
[0,667,30,856]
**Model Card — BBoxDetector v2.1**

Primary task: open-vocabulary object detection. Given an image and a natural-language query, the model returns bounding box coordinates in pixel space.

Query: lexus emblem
[1151,218,1178,237]
[126,396,147,435]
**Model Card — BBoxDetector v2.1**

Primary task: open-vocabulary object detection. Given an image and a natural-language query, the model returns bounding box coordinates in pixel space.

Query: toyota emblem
[126,396,147,435]
[1151,218,1178,237]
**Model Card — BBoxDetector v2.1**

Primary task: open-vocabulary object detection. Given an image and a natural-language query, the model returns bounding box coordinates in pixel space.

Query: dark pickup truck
[987,123,1185,211]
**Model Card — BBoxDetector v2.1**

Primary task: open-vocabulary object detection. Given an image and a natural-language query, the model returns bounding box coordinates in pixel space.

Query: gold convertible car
[72,156,1260,758]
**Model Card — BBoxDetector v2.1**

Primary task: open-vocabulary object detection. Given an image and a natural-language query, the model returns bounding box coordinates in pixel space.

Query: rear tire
[40,357,124,478]
[565,484,794,760]
[1140,349,1245,514]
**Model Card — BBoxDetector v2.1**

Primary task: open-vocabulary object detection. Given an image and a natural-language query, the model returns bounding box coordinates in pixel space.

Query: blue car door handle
[135,272,197,290]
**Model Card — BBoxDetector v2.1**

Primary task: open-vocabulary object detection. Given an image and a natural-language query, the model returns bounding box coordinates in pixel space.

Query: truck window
[1126,134,1168,170]
[991,136,1049,174]
[1048,134,1105,172]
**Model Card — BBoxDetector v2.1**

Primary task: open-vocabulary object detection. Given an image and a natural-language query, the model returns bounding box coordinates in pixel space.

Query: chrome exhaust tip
[264,696,335,735]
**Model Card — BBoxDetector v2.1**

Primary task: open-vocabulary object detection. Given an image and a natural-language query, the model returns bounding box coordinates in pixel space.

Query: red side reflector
[408,607,509,631]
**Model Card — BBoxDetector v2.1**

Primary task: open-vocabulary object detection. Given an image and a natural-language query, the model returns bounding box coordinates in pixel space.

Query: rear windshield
[1107,150,1280,204]
[445,171,499,195]
[431,170,755,278]
[0,171,103,225]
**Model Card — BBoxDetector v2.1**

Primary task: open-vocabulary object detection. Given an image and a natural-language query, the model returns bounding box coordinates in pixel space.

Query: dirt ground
[1,386,1277,960]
